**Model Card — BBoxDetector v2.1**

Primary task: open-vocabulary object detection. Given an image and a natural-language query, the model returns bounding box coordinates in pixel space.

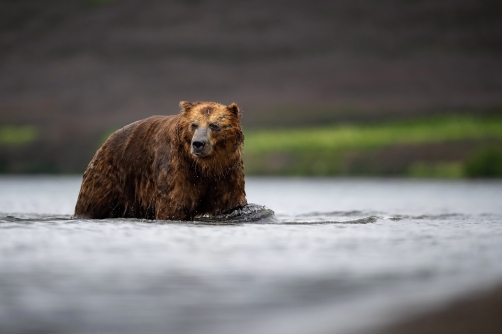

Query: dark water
[1,176,502,334]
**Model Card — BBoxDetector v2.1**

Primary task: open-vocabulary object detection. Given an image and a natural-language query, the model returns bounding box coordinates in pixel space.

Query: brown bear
[73,101,247,221]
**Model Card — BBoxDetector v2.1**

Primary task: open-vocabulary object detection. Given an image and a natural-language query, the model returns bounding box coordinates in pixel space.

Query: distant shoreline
[2,115,502,176]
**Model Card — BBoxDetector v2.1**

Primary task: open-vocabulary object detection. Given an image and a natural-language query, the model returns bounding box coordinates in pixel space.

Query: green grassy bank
[1,115,501,177]
[243,116,502,177]
[0,126,38,146]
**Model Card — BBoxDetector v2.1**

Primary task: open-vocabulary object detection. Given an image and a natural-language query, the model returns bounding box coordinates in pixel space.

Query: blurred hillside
[1,0,501,174]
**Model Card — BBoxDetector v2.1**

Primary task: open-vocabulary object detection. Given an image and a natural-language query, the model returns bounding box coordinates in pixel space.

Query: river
[1,176,501,334]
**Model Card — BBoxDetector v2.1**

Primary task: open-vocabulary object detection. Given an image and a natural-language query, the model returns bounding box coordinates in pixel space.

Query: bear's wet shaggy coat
[73,101,247,221]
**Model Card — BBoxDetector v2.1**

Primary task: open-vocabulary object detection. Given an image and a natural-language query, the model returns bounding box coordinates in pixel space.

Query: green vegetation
[243,116,502,177]
[244,116,502,154]
[1,117,501,177]
[407,162,465,179]
[0,126,38,146]
[465,147,502,178]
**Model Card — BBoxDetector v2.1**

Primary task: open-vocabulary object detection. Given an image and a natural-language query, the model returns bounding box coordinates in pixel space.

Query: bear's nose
[192,141,205,149]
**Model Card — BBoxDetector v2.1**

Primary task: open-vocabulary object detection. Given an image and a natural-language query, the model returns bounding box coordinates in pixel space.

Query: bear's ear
[180,101,193,112]
[228,102,241,117]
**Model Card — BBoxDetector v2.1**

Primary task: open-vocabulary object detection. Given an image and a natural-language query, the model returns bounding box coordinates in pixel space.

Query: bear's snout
[191,127,212,158]
[192,141,205,149]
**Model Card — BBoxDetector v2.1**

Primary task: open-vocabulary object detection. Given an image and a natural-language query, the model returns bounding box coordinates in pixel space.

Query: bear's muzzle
[191,126,212,158]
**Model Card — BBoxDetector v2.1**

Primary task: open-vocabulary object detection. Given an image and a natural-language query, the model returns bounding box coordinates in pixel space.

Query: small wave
[295,210,380,218]
[413,213,470,220]
[279,216,380,225]
[386,213,474,221]
[0,213,71,223]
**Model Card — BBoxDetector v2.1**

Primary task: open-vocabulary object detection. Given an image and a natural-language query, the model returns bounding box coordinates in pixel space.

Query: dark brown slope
[1,0,501,173]
[373,284,502,334]
[1,0,501,129]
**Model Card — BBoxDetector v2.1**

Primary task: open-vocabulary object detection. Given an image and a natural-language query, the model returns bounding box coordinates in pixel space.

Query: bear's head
[177,101,244,164]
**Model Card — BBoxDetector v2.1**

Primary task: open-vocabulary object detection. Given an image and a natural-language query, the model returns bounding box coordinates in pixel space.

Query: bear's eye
[191,123,198,130]
[209,123,220,131]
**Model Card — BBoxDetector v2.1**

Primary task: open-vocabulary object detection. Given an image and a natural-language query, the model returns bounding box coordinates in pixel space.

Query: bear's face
[178,101,244,161]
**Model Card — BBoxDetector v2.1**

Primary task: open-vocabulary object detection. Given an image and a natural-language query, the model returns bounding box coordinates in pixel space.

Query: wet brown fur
[73,101,247,221]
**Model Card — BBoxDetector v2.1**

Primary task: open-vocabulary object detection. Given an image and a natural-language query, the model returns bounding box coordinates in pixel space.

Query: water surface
[1,176,501,334]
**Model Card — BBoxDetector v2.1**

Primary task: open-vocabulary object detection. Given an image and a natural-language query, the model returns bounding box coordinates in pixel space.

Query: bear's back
[74,115,178,219]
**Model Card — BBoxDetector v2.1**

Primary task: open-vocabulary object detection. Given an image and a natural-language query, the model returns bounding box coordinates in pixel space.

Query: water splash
[195,203,278,224]
[0,209,484,226]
